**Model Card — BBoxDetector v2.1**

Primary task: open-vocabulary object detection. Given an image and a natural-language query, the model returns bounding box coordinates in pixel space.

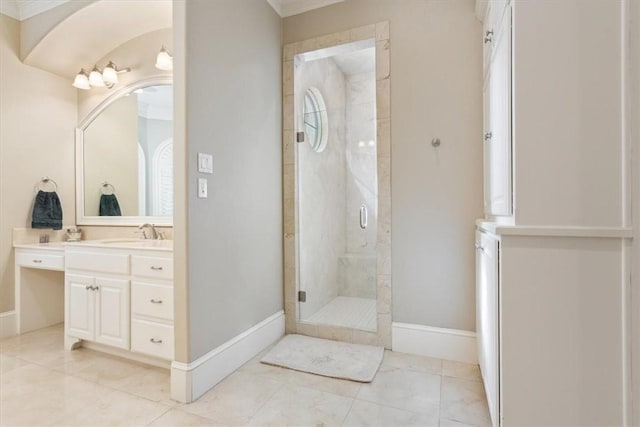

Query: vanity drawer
[66,251,129,275]
[131,256,173,280]
[131,282,173,321]
[131,319,174,360]
[15,252,64,271]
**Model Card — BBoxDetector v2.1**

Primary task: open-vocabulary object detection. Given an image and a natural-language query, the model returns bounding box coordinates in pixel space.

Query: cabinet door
[66,274,95,341]
[482,2,492,79]
[95,277,130,349]
[483,74,492,214]
[487,5,512,216]
[476,232,500,426]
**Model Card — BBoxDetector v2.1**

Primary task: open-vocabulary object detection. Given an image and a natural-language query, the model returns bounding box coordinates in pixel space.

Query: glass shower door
[295,42,378,332]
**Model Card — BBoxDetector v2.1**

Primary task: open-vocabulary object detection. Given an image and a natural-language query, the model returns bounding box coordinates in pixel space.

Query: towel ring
[35,177,58,192]
[100,182,116,195]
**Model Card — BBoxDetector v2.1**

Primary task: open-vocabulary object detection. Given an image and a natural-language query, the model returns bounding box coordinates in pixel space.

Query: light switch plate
[198,153,213,174]
[198,178,208,198]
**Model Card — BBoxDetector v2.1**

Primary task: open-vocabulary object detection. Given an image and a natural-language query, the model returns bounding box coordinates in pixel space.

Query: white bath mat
[260,334,384,382]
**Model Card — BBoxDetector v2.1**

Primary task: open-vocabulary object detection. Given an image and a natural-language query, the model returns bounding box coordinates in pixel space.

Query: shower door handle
[360,204,368,229]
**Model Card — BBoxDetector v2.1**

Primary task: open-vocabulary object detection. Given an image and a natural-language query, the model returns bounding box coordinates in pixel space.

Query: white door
[95,277,130,349]
[477,232,500,427]
[487,5,512,216]
[66,274,95,341]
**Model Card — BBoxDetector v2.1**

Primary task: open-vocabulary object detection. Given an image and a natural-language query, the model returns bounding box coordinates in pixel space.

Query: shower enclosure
[295,40,378,332]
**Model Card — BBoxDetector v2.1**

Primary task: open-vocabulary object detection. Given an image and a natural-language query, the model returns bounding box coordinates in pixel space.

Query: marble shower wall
[340,69,377,298]
[296,57,347,320]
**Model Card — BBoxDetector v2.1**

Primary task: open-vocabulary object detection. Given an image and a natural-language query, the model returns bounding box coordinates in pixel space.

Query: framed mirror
[76,77,173,225]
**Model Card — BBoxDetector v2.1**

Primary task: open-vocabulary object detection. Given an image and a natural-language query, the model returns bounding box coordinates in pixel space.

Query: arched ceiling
[23,0,172,79]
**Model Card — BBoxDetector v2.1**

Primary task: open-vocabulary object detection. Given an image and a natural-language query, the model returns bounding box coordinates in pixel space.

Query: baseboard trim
[0,311,16,339]
[171,310,285,403]
[392,322,478,364]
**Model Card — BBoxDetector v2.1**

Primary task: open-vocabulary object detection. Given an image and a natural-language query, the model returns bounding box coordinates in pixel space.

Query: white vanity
[64,239,174,362]
[14,238,174,365]
[14,242,66,334]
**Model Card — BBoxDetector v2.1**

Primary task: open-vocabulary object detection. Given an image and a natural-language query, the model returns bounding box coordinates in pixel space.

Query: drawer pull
[150,338,163,344]
[150,266,164,271]
[150,299,163,304]
[32,259,43,263]
[85,285,92,290]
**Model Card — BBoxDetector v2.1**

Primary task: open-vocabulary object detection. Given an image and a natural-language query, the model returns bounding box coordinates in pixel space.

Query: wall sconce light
[72,61,131,90]
[155,46,173,71]
[72,68,90,90]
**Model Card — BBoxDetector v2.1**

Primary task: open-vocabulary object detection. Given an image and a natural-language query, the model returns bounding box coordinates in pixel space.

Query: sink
[67,239,173,250]
[112,240,173,249]
[95,238,140,244]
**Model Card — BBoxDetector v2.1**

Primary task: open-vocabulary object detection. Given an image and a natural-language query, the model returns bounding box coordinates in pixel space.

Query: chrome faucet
[138,223,158,240]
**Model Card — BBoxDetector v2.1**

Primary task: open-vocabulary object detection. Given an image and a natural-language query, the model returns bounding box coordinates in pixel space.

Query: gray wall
[284,0,483,331]
[184,0,283,360]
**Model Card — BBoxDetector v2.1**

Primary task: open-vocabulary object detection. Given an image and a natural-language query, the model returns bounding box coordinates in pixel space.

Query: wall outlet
[198,178,208,198]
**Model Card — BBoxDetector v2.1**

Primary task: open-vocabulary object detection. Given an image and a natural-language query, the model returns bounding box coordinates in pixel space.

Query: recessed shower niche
[283,23,391,347]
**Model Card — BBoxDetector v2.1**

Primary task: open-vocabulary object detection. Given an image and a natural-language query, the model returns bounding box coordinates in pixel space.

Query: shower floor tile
[305,296,377,332]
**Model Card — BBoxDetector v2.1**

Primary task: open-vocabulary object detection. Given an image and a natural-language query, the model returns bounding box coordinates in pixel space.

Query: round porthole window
[302,87,328,153]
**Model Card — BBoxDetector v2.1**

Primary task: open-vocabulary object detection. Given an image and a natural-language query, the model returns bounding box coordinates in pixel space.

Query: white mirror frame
[76,76,173,226]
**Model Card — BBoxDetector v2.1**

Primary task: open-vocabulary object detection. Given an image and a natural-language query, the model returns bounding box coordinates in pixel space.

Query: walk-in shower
[282,22,391,347]
[295,39,378,332]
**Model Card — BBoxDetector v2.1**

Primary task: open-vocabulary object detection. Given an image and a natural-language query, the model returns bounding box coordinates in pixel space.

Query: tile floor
[305,297,377,332]
[0,324,490,426]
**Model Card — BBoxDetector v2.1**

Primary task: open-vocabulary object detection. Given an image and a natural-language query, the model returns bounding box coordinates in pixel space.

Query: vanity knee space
[64,243,174,361]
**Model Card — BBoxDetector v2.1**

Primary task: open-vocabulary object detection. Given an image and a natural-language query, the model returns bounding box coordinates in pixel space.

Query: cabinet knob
[85,285,92,290]
[150,299,163,304]
[150,266,163,271]
[475,243,485,252]
[484,132,492,141]
[150,338,163,344]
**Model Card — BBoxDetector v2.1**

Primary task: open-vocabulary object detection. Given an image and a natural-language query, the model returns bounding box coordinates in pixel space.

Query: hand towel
[31,190,63,230]
[99,193,122,216]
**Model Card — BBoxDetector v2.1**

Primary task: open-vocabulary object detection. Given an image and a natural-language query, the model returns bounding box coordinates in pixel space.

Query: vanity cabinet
[475,231,499,427]
[130,255,175,360]
[65,274,130,349]
[65,250,131,350]
[64,243,174,361]
[13,243,66,334]
[482,1,512,217]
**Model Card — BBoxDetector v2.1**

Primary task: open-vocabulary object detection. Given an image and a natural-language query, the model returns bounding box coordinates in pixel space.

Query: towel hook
[100,182,116,195]
[35,176,58,192]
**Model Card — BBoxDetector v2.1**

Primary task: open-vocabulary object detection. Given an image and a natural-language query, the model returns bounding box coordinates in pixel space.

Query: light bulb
[155,46,173,71]
[72,69,90,90]
[102,62,119,86]
[88,66,105,87]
